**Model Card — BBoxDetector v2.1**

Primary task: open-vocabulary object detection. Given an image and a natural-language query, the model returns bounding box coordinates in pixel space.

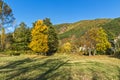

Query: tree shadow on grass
[0,56,69,80]
[0,58,33,69]
[116,66,120,80]
[35,59,69,80]
[88,64,120,80]
[108,55,120,59]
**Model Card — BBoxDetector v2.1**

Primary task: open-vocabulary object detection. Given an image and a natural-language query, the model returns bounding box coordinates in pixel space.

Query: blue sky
[4,0,120,27]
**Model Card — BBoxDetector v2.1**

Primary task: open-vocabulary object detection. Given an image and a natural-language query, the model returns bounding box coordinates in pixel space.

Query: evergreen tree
[14,22,30,42]
[13,22,31,51]
[43,18,58,55]
[29,20,49,55]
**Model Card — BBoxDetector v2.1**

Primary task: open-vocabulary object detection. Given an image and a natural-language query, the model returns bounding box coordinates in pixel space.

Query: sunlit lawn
[0,54,120,80]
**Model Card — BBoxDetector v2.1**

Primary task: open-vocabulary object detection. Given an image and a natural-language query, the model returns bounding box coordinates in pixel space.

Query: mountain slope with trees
[55,18,120,41]
[55,19,111,39]
[102,18,120,40]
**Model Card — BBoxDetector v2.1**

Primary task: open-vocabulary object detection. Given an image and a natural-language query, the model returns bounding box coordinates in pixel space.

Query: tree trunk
[88,48,91,56]
[93,49,96,56]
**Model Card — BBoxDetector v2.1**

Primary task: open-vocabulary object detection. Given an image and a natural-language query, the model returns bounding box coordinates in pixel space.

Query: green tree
[5,33,14,50]
[81,27,111,55]
[13,22,31,51]
[0,0,15,28]
[29,20,49,55]
[43,18,58,55]
[14,22,31,42]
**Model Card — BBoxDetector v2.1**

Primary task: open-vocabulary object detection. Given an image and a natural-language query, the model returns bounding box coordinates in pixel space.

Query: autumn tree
[43,18,58,55]
[61,42,72,53]
[0,0,15,51]
[70,35,78,53]
[0,27,6,50]
[29,20,49,55]
[5,33,14,50]
[81,27,111,56]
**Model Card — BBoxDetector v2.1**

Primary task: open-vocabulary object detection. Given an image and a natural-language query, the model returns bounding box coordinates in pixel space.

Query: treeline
[0,18,59,55]
[29,18,58,55]
[0,18,120,56]
[0,22,31,51]
[55,18,120,56]
[0,0,120,56]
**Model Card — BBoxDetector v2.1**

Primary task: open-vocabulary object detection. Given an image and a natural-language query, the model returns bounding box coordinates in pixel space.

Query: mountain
[102,18,120,40]
[55,18,112,40]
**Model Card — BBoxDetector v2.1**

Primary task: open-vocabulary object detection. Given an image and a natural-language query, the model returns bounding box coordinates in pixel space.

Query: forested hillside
[55,18,120,41]
[55,19,111,39]
[102,18,120,39]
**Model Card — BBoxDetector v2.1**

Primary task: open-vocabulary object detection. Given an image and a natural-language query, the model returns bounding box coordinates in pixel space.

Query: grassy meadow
[1,0,120,80]
[0,54,120,80]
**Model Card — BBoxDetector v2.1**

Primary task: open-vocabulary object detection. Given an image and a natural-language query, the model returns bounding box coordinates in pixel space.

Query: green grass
[0,54,120,80]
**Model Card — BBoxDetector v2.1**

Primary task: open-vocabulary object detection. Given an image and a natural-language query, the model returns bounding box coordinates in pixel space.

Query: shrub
[11,52,20,56]
[4,51,20,56]
[60,42,72,53]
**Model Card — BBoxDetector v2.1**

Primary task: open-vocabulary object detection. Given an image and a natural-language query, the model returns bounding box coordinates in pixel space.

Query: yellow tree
[29,20,49,55]
[95,27,111,52]
[1,28,6,51]
[61,42,72,53]
[81,27,111,55]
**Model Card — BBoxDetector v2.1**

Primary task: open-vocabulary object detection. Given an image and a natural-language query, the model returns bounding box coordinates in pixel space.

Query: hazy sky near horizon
[4,0,120,27]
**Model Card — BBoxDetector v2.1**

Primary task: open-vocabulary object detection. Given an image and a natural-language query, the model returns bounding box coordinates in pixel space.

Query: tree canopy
[0,0,15,28]
[43,18,58,55]
[81,27,111,55]
[29,20,49,54]
[13,22,31,51]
